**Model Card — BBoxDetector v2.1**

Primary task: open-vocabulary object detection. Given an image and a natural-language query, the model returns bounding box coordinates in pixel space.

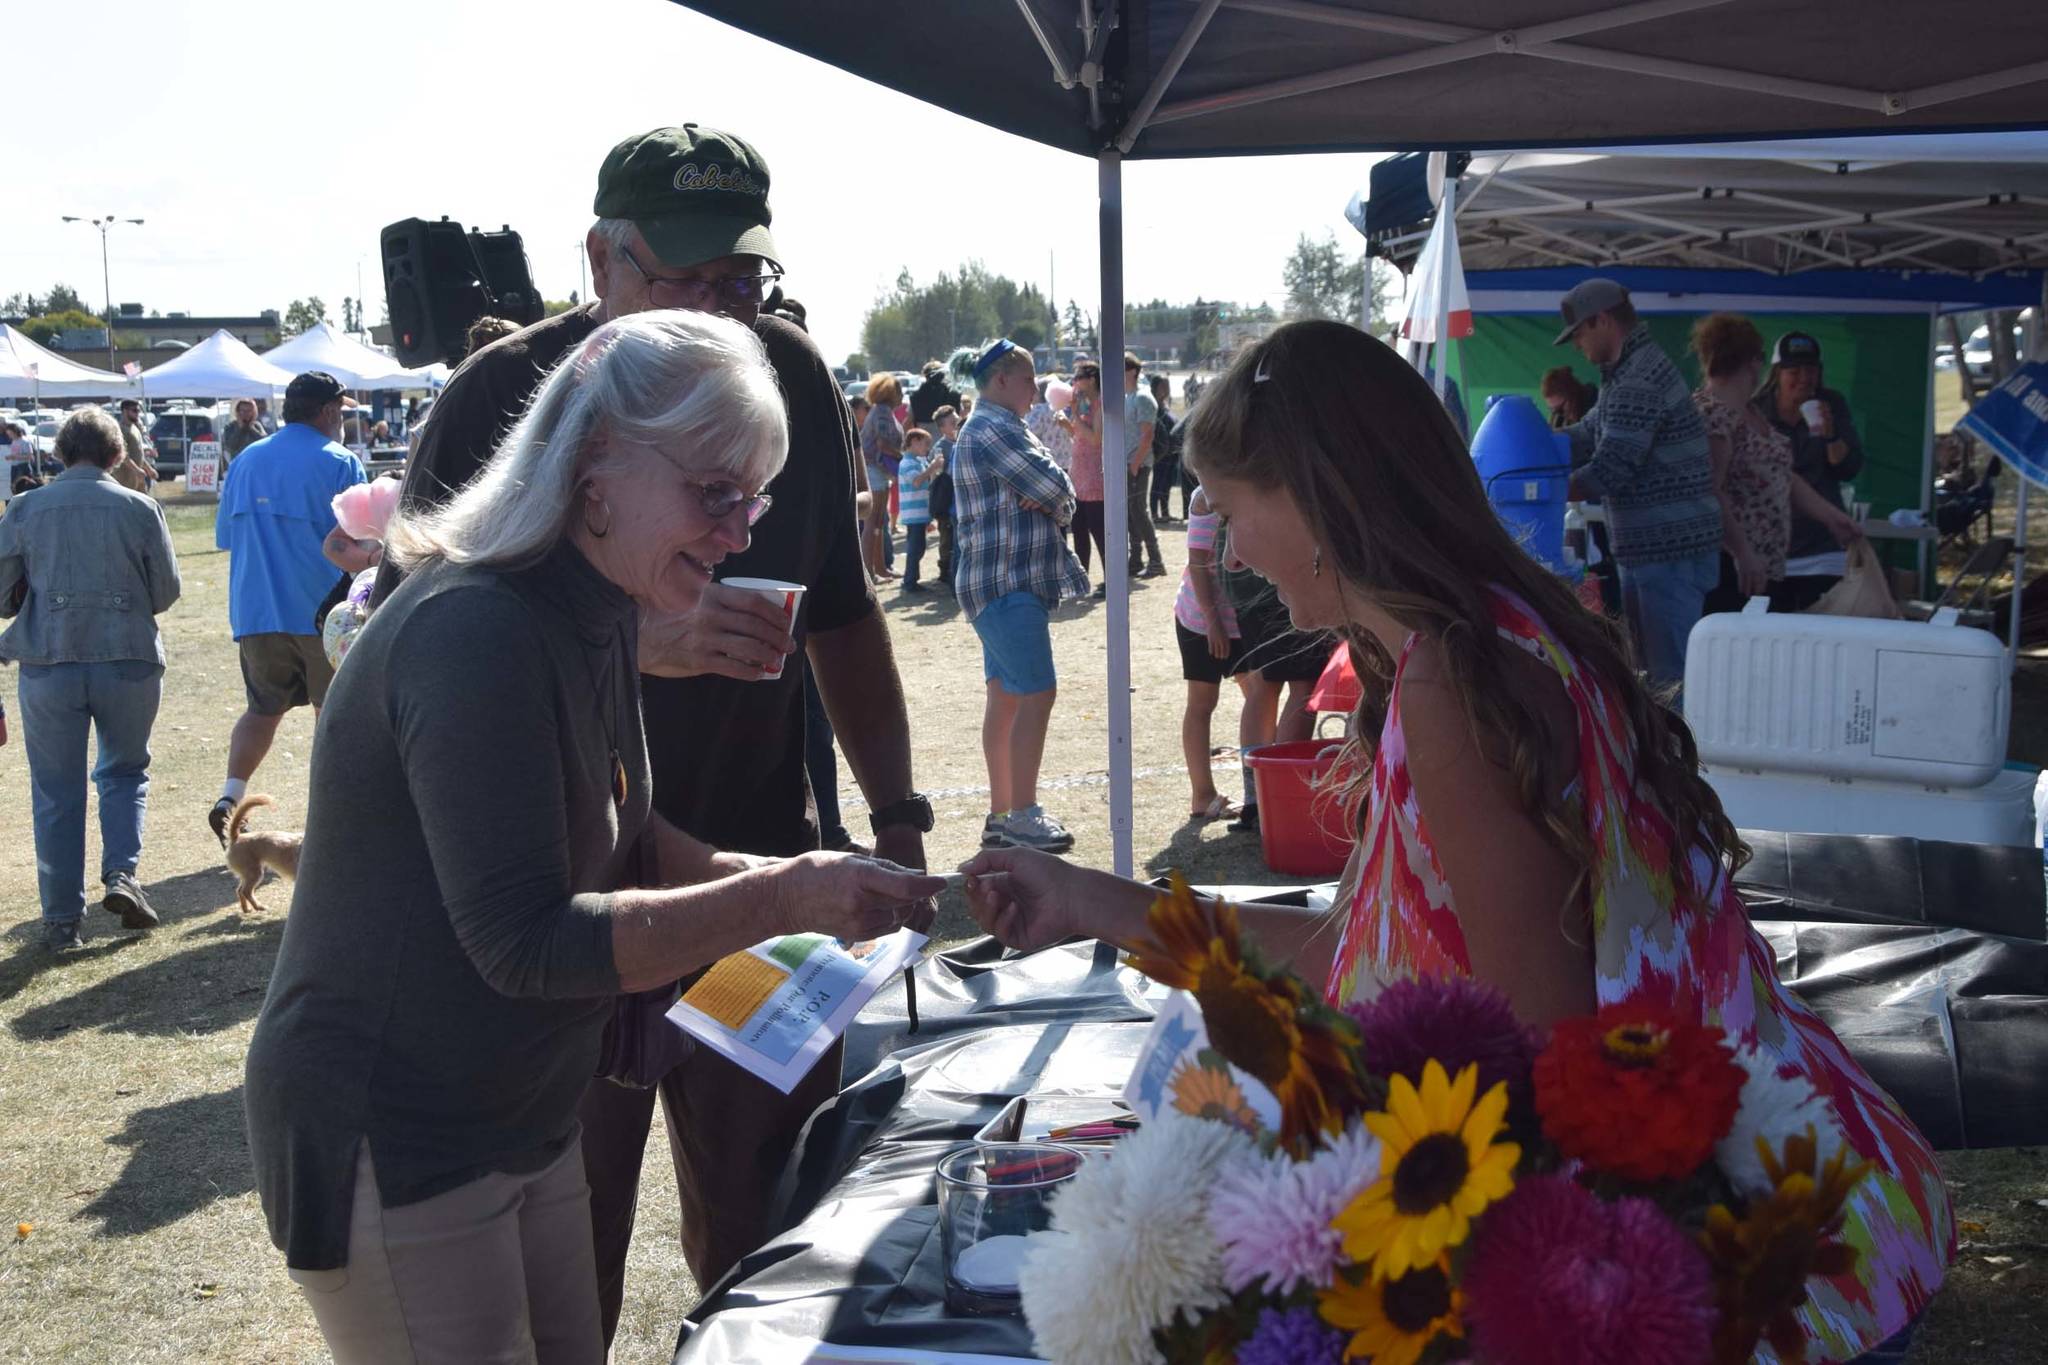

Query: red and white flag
[123,362,141,378]
[23,362,37,379]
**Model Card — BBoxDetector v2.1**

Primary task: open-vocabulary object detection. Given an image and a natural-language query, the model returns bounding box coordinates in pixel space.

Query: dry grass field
[0,490,2041,1362]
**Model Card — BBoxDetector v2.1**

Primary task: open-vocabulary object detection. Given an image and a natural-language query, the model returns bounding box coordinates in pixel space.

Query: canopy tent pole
[2013,479,2029,676]
[1100,147,1134,878]
[1432,178,1457,401]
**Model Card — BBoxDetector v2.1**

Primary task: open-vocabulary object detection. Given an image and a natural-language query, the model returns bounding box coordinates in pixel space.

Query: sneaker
[1140,563,1168,579]
[822,831,873,857]
[42,921,86,953]
[1090,583,1108,600]
[1003,805,1075,853]
[1226,805,1262,835]
[208,796,236,848]
[981,813,1014,849]
[102,872,159,930]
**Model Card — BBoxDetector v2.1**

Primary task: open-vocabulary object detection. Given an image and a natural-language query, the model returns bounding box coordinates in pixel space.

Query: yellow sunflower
[1333,1058,1520,1280]
[1128,877,1368,1152]
[1318,1256,1465,1365]
[1701,1126,1869,1363]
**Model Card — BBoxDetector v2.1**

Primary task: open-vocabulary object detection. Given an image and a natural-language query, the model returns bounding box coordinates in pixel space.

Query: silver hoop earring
[1312,547,1322,578]
[583,489,613,539]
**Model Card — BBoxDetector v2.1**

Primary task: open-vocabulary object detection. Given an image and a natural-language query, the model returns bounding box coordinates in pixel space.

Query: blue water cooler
[1469,395,1572,572]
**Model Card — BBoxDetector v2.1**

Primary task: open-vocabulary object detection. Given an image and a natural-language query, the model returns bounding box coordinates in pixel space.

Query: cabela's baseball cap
[1553,277,1631,345]
[285,371,357,410]
[1773,331,1823,367]
[593,125,781,272]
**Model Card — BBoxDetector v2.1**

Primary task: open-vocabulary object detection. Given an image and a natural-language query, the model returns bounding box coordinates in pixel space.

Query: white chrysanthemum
[1716,1044,1848,1198]
[1019,1112,1252,1365]
[1207,1121,1381,1295]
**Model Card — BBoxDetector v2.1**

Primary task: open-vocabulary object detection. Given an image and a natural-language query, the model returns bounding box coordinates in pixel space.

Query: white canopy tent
[133,329,295,400]
[260,321,440,390]
[0,324,138,402]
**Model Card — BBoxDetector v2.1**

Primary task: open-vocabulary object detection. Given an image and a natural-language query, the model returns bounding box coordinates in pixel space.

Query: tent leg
[2012,476,2029,677]
[1432,181,1457,401]
[1099,148,1134,879]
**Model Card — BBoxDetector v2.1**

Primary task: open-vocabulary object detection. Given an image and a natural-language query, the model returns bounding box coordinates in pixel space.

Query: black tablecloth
[674,841,2048,1362]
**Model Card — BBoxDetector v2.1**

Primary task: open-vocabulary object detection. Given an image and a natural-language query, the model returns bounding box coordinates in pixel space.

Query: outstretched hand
[959,846,1084,953]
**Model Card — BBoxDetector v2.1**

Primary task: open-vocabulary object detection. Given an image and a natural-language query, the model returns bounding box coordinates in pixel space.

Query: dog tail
[227,794,275,846]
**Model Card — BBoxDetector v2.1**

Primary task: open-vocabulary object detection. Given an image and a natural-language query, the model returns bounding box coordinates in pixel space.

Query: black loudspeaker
[381,217,494,367]
[467,227,544,328]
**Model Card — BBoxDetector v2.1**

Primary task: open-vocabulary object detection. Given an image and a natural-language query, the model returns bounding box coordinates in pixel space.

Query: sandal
[1190,793,1241,822]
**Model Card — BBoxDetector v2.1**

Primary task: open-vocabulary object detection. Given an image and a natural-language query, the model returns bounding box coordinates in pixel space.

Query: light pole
[60,214,144,371]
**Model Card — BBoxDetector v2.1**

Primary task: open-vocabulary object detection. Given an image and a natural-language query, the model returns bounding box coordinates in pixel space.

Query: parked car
[147,408,216,476]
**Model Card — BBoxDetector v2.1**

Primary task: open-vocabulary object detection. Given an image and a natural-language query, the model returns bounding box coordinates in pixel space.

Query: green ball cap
[592,124,781,272]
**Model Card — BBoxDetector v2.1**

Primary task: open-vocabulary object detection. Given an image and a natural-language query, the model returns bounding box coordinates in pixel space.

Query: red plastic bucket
[1245,740,1353,878]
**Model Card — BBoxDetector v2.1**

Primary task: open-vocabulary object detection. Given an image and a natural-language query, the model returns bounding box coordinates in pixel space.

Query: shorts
[1235,596,1334,683]
[972,592,1057,696]
[1175,619,1246,685]
[239,632,336,715]
[865,461,895,496]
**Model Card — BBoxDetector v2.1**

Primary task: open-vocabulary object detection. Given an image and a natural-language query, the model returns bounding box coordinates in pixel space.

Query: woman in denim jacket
[0,406,181,951]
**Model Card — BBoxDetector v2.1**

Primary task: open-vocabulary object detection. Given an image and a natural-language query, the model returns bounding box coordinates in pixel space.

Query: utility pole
[60,213,144,371]
[577,241,589,304]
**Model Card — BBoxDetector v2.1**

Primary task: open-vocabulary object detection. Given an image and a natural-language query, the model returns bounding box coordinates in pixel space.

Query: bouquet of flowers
[1016,880,1868,1365]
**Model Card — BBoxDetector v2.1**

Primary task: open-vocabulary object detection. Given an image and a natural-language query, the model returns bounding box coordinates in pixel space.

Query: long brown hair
[1181,320,1746,890]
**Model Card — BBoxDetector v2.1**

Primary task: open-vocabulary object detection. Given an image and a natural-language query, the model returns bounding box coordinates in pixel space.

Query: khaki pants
[289,1139,605,1365]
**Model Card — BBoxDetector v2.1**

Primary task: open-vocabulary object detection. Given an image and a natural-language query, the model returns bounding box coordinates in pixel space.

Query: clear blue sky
[11,0,1389,364]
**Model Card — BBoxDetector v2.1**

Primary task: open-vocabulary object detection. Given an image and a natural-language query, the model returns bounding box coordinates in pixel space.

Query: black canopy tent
[673,0,2048,877]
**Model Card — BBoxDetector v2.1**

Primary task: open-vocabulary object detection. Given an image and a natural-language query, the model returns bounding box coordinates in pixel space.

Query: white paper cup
[1800,399,1826,429]
[720,577,805,679]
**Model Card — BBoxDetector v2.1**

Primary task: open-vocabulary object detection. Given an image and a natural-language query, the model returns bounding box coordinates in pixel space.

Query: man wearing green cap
[372,125,931,1336]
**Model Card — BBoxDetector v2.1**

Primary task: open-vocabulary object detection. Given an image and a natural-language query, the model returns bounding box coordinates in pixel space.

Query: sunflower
[1170,1059,1258,1131]
[1333,1059,1519,1280]
[1129,877,1369,1151]
[1699,1126,1869,1365]
[1318,1255,1464,1365]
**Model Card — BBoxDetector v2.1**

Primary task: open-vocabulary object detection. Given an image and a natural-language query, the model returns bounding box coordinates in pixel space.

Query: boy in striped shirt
[898,428,941,593]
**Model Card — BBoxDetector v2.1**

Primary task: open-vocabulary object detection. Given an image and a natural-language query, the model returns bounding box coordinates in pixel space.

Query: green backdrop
[1451,310,1934,516]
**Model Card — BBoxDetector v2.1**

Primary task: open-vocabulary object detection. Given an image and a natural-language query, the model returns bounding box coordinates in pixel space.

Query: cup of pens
[936,1142,1082,1315]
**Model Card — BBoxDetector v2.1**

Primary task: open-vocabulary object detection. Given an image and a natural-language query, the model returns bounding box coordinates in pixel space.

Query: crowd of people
[1540,277,1870,688]
[0,123,1941,1365]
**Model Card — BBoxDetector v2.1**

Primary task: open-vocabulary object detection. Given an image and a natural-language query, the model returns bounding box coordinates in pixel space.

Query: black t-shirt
[375,303,874,856]
[910,373,961,426]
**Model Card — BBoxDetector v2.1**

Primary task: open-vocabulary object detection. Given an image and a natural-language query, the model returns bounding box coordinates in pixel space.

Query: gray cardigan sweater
[244,538,650,1269]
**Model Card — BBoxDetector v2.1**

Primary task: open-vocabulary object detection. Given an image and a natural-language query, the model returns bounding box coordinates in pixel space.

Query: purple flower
[1208,1124,1380,1296]
[1237,1305,1347,1365]
[1463,1175,1716,1365]
[1346,975,1540,1115]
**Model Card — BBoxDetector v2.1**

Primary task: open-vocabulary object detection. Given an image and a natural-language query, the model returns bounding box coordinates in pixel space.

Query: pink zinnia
[1207,1124,1380,1296]
[1463,1175,1716,1365]
[1346,975,1541,1118]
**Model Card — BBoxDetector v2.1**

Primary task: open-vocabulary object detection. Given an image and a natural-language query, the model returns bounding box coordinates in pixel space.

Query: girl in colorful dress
[964,319,1950,1363]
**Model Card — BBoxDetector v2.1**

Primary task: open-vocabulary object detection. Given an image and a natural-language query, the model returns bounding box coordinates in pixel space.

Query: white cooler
[1684,609,2028,846]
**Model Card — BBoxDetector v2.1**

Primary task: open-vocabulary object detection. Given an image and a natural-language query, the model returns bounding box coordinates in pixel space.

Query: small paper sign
[1121,990,1280,1132]
[186,454,221,494]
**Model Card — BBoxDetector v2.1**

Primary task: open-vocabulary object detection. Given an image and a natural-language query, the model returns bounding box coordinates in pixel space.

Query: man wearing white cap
[1555,279,1720,688]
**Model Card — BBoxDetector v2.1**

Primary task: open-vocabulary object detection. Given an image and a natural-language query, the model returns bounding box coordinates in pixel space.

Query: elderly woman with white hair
[243,310,942,1364]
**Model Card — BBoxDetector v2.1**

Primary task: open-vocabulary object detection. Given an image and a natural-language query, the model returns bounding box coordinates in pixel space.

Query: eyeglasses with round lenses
[617,242,781,312]
[689,479,773,527]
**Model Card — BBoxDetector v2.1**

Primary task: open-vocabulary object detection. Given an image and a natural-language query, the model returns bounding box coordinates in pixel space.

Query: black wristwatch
[869,792,935,836]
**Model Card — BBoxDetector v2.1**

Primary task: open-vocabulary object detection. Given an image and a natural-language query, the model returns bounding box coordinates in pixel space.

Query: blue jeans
[1617,549,1718,691]
[902,521,930,587]
[18,660,163,928]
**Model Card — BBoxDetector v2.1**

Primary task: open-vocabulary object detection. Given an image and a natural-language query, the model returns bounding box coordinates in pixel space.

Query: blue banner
[1958,361,2048,491]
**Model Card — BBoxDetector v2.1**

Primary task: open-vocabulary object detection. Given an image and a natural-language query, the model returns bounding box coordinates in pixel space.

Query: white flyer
[666,929,926,1093]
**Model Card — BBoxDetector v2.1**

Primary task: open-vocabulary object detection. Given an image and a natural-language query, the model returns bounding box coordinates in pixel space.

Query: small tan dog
[225,795,303,914]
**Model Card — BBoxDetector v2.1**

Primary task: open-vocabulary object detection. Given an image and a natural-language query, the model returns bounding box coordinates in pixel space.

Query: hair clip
[1253,355,1273,383]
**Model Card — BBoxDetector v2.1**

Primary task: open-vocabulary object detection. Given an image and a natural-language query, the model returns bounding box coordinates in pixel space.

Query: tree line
[854,232,1386,375]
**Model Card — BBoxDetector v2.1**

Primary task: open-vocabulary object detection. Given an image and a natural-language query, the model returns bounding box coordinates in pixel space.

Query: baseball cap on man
[284,371,357,410]
[1552,277,1631,345]
[594,125,781,271]
[1773,331,1823,367]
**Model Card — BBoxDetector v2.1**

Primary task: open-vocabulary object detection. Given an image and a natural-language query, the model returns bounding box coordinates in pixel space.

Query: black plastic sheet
[676,847,2048,1362]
